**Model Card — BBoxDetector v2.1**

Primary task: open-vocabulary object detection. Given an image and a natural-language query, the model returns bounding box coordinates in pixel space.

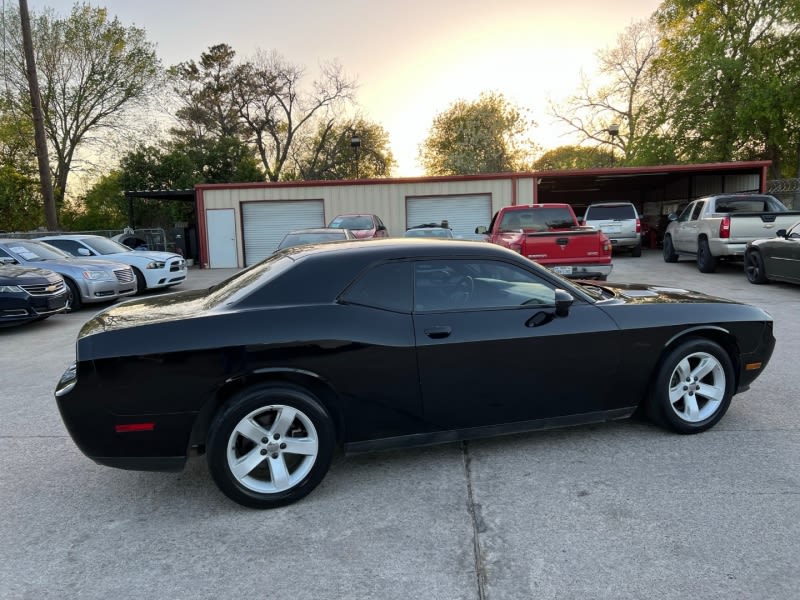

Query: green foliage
[655,0,800,175]
[288,118,395,180]
[59,172,127,231]
[0,102,41,232]
[420,92,536,175]
[533,146,611,170]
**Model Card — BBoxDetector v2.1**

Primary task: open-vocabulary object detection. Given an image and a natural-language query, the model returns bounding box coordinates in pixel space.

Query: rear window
[585,205,637,221]
[714,196,787,213]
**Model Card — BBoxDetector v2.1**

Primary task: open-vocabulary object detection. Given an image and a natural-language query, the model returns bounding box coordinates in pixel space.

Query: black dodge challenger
[56,239,775,508]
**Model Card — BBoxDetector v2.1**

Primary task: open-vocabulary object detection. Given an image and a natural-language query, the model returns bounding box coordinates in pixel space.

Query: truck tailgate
[522,229,609,265]
[728,212,800,241]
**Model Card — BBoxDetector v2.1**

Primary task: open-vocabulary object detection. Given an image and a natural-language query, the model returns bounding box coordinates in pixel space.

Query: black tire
[662,235,678,263]
[744,250,768,284]
[647,338,735,434]
[64,279,82,312]
[631,242,642,257]
[696,238,718,273]
[132,267,147,294]
[207,383,335,509]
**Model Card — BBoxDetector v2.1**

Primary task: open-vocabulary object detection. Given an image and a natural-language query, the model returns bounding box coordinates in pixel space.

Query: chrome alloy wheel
[226,404,319,494]
[667,351,726,423]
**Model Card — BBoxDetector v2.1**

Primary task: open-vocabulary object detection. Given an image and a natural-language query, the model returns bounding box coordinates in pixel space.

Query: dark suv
[582,202,642,256]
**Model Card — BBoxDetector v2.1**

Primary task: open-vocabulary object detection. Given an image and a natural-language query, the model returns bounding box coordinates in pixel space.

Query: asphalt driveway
[1,249,797,599]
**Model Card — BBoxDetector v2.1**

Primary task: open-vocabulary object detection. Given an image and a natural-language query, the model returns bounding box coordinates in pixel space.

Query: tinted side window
[414,259,555,312]
[690,202,704,220]
[46,239,84,255]
[677,203,694,222]
[341,261,412,313]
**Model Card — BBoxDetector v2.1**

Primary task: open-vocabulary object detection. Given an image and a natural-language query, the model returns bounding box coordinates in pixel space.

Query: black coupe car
[55,239,775,508]
[0,263,68,327]
[744,220,800,285]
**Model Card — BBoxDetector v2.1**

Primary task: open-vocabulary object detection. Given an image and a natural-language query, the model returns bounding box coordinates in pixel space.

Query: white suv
[582,202,642,257]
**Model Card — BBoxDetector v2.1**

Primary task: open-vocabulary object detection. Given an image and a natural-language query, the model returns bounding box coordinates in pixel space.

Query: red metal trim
[196,188,208,269]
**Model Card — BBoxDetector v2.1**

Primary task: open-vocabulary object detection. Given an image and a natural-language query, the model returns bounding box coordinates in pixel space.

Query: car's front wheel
[744,250,768,284]
[207,383,335,508]
[132,267,147,294]
[64,279,82,312]
[663,235,678,262]
[696,238,718,273]
[647,339,735,434]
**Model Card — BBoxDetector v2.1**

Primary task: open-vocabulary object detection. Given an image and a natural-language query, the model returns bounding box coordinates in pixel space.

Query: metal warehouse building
[192,161,770,268]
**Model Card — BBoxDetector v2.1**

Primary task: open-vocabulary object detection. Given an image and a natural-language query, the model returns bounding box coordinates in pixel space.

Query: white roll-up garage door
[407,195,492,240]
[242,200,324,265]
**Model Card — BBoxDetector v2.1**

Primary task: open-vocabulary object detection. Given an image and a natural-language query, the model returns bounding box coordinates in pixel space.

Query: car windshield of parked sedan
[278,232,346,250]
[4,240,70,262]
[81,237,134,255]
[329,216,373,230]
[405,228,454,238]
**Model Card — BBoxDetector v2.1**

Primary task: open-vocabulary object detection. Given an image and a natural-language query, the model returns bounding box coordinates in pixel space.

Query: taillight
[719,216,731,239]
[635,218,641,234]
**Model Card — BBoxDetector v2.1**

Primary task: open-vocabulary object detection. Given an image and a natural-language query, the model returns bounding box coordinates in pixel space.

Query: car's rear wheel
[663,235,678,262]
[744,250,768,284]
[64,279,82,312]
[696,238,718,273]
[132,267,147,294]
[207,383,335,508]
[647,339,734,434]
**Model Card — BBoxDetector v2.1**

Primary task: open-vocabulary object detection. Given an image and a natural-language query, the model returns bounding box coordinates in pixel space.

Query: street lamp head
[607,123,620,137]
[350,132,361,148]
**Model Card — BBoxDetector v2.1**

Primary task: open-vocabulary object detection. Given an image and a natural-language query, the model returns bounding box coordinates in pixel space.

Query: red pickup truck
[477,204,613,279]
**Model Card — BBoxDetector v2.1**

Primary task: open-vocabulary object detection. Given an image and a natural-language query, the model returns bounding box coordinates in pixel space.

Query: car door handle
[424,326,452,339]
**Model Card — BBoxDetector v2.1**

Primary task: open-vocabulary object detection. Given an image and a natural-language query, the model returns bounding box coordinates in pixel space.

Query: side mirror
[77,248,91,256]
[668,213,677,221]
[776,229,787,238]
[474,225,488,235]
[554,288,574,318]
[0,256,17,265]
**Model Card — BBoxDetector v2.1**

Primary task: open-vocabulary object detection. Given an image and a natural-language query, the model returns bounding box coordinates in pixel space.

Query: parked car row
[0,234,188,328]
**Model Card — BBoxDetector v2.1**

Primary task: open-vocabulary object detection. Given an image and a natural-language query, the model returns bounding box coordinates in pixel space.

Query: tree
[420,92,536,175]
[655,0,800,176]
[170,45,358,181]
[1,3,161,207]
[0,100,41,231]
[288,118,395,180]
[550,18,673,166]
[532,145,612,170]
[59,171,128,231]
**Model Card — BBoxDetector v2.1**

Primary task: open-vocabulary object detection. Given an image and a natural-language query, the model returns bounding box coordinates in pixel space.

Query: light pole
[607,123,620,167]
[350,131,361,179]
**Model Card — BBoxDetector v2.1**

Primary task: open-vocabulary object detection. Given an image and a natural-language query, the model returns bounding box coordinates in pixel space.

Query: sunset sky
[29,0,663,176]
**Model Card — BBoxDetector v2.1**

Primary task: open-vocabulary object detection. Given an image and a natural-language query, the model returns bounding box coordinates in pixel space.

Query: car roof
[37,234,97,239]
[285,238,510,261]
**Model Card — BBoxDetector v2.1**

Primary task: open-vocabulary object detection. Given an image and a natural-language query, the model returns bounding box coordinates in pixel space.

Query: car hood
[104,250,181,261]
[350,229,376,239]
[23,257,129,272]
[0,265,62,284]
[581,281,740,305]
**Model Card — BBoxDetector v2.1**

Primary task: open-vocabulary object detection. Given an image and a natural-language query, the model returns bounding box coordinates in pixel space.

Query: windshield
[329,215,373,230]
[405,228,453,238]
[83,237,133,255]
[4,240,70,261]
[278,232,345,249]
[585,205,636,220]
[499,208,575,231]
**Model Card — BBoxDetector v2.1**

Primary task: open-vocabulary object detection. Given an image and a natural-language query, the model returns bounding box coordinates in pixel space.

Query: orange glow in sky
[30,0,663,176]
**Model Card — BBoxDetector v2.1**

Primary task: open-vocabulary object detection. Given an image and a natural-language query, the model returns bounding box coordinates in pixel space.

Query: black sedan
[744,221,800,285]
[0,263,68,327]
[55,239,775,508]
